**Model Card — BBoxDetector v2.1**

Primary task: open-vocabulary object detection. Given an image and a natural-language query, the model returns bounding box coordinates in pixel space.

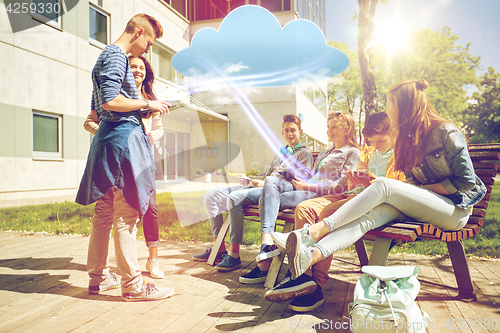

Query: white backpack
[349,266,431,333]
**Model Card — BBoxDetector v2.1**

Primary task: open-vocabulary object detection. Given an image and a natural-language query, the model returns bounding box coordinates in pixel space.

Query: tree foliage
[329,26,484,142]
[327,41,363,114]
[327,41,365,143]
[464,67,500,143]
[374,27,481,123]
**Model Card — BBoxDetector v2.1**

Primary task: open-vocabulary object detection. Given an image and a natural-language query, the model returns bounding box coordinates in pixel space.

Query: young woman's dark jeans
[143,190,159,247]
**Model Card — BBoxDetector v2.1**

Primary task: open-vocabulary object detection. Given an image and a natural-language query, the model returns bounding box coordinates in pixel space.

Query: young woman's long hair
[128,55,157,101]
[328,112,360,149]
[388,80,450,172]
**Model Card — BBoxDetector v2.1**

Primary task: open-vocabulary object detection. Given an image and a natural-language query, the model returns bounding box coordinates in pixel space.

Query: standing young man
[76,14,172,301]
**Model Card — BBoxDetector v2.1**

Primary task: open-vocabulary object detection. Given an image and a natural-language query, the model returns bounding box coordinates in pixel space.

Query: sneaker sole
[192,257,209,262]
[148,272,165,279]
[88,284,120,295]
[193,257,226,263]
[239,276,267,284]
[288,297,324,312]
[216,264,241,271]
[256,248,280,262]
[286,232,300,279]
[122,288,174,302]
[271,234,287,250]
[264,281,317,302]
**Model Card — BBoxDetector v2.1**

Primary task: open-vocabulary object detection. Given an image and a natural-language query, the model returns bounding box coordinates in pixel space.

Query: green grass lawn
[0,184,499,258]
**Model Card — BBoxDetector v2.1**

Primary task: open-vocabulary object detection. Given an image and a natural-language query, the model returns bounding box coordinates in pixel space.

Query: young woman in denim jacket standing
[275,79,487,280]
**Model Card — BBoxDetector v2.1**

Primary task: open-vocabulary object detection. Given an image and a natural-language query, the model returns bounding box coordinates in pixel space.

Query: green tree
[357,0,384,119]
[375,27,481,123]
[465,67,500,143]
[327,41,365,143]
[328,41,363,114]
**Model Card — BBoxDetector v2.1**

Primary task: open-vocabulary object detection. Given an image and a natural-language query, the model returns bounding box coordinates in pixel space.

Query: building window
[31,0,62,29]
[164,0,187,17]
[300,133,326,152]
[33,111,62,160]
[189,0,227,21]
[301,83,327,116]
[150,43,186,84]
[89,4,109,47]
[260,0,287,12]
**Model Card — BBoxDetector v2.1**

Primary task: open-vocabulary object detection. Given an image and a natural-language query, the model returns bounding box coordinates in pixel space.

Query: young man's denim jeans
[204,185,263,244]
[259,176,296,234]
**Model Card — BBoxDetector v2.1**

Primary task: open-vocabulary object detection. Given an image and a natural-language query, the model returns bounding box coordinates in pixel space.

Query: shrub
[246,169,260,177]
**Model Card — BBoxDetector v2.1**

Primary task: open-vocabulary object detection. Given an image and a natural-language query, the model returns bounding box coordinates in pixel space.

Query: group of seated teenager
[192,79,486,313]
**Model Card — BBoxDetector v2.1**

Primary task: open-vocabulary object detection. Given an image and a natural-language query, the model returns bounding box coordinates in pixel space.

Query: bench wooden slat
[475,169,498,177]
[469,150,500,160]
[467,217,484,227]
[462,224,480,236]
[367,227,418,242]
[479,176,495,185]
[486,184,493,194]
[474,200,488,210]
[472,161,499,171]
[472,208,486,218]
[469,143,500,151]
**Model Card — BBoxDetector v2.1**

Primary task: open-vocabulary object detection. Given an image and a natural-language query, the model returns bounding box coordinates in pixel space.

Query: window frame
[32,110,63,161]
[149,42,184,85]
[31,0,62,30]
[89,3,110,49]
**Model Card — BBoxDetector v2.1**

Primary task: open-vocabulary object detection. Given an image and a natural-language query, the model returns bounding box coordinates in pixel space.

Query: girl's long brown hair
[389,80,450,172]
[327,112,360,149]
[128,55,157,101]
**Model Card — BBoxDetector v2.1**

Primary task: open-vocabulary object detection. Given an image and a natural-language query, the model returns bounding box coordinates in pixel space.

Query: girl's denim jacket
[405,123,486,208]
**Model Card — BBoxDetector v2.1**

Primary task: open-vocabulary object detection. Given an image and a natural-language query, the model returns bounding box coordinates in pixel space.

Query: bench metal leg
[264,222,295,289]
[355,239,369,267]
[368,237,392,266]
[207,215,230,266]
[447,240,476,302]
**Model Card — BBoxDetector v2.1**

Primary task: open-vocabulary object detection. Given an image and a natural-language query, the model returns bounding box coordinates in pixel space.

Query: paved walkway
[0,231,499,332]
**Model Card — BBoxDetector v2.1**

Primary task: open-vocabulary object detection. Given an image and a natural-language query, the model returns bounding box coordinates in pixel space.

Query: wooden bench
[208,143,500,299]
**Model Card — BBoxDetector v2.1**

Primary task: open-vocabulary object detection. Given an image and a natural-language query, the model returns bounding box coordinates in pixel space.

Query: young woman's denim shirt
[405,123,486,208]
[312,144,360,195]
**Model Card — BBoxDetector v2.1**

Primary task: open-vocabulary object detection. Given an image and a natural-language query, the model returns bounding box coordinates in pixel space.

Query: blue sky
[325,0,500,73]
[173,5,349,86]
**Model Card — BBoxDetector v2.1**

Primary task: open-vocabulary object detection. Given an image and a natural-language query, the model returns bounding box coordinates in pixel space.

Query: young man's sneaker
[288,286,324,312]
[88,272,121,295]
[146,258,164,279]
[264,273,317,302]
[122,281,174,302]
[239,266,268,284]
[215,254,241,271]
[256,244,280,262]
[192,247,227,263]
[286,231,313,279]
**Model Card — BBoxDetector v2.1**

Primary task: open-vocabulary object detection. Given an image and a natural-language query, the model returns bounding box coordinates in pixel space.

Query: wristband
[143,99,149,110]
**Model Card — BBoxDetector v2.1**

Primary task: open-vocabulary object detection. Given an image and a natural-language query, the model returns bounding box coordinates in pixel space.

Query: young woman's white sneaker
[273,224,316,251]
[286,230,313,279]
[146,258,164,279]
